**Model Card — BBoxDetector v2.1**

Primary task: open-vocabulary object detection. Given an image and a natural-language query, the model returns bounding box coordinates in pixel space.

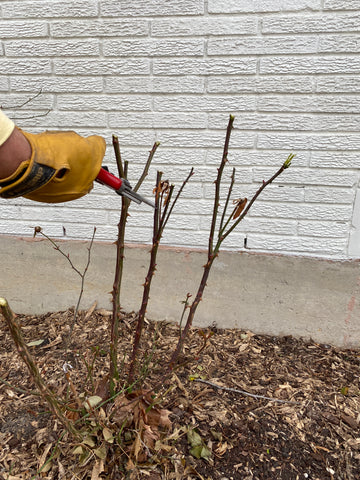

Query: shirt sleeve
[0,110,15,146]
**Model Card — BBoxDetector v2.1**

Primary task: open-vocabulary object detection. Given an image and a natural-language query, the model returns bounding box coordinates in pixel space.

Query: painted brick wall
[1,0,359,259]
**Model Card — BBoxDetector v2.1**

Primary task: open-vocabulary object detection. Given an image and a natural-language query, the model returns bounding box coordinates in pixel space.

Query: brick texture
[0,0,359,259]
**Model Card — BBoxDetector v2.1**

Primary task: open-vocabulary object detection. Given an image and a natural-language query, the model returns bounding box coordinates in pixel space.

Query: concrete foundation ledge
[0,235,359,348]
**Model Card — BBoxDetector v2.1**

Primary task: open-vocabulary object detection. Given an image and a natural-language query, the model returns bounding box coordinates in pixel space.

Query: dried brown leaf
[37,443,53,473]
[91,459,105,480]
[233,198,247,219]
[84,301,97,322]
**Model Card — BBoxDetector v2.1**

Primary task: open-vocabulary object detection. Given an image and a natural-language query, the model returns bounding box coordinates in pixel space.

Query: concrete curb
[0,235,359,348]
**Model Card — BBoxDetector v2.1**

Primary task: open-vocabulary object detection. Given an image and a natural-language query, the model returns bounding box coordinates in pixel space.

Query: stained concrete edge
[0,235,359,348]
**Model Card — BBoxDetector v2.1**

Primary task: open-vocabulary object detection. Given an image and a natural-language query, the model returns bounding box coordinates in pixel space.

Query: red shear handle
[96,167,155,208]
[96,167,123,190]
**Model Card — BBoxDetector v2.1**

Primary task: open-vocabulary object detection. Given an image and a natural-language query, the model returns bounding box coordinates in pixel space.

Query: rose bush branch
[169,115,294,367]
[109,139,160,395]
[127,168,194,385]
[109,136,129,392]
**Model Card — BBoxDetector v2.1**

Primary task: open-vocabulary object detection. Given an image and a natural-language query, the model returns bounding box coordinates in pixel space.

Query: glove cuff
[0,160,56,199]
[0,128,106,203]
[0,128,57,199]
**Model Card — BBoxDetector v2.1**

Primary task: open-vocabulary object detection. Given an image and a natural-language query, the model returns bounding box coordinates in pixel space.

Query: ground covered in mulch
[0,307,359,480]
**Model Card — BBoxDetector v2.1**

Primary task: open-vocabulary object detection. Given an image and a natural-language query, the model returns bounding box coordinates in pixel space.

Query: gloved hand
[0,128,106,203]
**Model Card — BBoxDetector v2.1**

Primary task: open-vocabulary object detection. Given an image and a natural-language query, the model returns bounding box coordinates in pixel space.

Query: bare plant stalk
[134,142,160,192]
[109,136,132,393]
[0,297,81,440]
[2,89,43,110]
[219,167,236,233]
[179,293,192,334]
[219,155,293,243]
[127,169,194,385]
[127,171,162,386]
[33,226,96,354]
[110,184,130,392]
[169,115,293,367]
[109,140,160,395]
[169,261,213,368]
[2,89,51,121]
[112,134,125,179]
[111,134,128,369]
[209,115,235,255]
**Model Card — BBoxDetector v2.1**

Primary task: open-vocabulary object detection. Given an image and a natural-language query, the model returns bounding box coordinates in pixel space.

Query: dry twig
[194,378,301,404]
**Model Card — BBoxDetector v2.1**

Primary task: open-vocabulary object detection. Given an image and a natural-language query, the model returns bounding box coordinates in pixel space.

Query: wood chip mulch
[0,307,359,479]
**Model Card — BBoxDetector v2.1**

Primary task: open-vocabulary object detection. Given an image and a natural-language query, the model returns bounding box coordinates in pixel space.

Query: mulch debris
[0,307,359,479]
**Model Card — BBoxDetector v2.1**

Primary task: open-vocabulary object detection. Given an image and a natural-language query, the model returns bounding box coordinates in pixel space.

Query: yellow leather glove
[0,129,106,203]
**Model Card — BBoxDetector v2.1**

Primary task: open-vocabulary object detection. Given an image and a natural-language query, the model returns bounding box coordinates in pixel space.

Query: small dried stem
[35,227,83,276]
[34,227,96,355]
[162,168,194,231]
[2,89,44,110]
[194,378,300,404]
[11,110,51,121]
[134,142,160,192]
[68,228,96,349]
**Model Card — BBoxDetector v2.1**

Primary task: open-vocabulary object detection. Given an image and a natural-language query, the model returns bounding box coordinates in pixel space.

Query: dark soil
[0,307,359,479]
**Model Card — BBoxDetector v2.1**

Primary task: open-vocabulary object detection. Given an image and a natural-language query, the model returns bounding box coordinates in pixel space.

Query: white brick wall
[1,0,360,259]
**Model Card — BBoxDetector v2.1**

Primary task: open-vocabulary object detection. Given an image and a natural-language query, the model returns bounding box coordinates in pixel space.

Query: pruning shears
[96,167,155,208]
